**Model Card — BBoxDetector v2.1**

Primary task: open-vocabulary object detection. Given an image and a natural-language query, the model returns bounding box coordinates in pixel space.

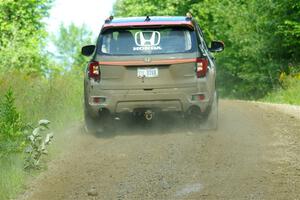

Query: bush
[0,88,27,156]
[24,120,53,170]
[263,75,300,105]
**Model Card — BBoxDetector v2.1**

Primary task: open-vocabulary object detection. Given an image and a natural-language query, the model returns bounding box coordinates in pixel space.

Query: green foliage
[24,120,53,170]
[0,71,83,128]
[0,0,52,73]
[0,36,46,74]
[51,23,93,73]
[0,0,52,46]
[113,0,300,99]
[0,89,26,156]
[114,0,194,16]
[263,75,300,105]
[0,155,25,200]
[276,0,300,62]
[0,72,82,199]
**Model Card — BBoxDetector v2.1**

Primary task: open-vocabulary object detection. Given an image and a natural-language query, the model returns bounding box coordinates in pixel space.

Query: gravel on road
[17,100,300,200]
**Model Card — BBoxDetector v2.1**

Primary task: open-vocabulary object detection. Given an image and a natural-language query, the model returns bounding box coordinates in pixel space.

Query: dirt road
[18,100,300,200]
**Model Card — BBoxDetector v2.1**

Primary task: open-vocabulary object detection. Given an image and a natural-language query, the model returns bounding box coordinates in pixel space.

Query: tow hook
[144,110,154,121]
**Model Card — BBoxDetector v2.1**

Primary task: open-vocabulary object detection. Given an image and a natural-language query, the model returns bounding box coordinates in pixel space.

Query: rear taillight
[196,58,209,78]
[88,61,100,80]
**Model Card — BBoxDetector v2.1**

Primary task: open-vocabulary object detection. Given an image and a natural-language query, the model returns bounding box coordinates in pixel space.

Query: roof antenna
[145,16,151,22]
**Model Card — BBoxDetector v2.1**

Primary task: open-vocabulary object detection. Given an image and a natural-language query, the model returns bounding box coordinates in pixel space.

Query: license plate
[137,68,158,78]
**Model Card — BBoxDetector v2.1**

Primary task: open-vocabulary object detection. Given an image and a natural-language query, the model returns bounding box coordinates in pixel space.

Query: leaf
[32,127,40,136]
[38,119,50,127]
[44,133,54,145]
[28,135,35,142]
[25,145,33,153]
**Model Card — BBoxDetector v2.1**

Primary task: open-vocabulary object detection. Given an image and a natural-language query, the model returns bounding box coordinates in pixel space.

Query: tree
[113,0,197,16]
[0,0,53,74]
[51,23,93,73]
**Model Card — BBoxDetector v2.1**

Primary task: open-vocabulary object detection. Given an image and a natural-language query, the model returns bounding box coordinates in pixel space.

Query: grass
[0,71,83,127]
[262,76,300,105]
[0,71,83,200]
[0,155,26,200]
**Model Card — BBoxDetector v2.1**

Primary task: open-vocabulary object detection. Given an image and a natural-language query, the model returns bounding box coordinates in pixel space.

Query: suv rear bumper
[86,87,212,118]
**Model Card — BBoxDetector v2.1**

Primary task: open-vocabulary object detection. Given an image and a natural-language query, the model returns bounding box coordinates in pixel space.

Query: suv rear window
[99,27,197,55]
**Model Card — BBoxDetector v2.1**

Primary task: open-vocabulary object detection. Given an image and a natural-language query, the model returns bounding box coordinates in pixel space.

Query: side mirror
[209,41,224,53]
[81,45,96,56]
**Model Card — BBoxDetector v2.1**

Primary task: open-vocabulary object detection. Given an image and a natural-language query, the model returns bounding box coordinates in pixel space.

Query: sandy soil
[17,100,300,200]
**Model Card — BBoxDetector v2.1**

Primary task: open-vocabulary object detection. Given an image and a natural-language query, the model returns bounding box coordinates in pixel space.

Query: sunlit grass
[262,77,300,105]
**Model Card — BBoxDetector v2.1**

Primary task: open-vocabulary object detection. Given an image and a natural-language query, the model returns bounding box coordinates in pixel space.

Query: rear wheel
[186,91,218,131]
[84,108,115,134]
[84,109,98,134]
[205,92,218,130]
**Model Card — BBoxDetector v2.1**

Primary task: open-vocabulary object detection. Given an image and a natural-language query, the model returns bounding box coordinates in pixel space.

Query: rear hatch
[96,26,200,90]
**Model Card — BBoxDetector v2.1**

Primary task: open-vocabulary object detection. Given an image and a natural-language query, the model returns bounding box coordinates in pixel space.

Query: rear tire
[84,109,98,134]
[205,91,218,130]
[84,108,115,134]
[185,91,218,131]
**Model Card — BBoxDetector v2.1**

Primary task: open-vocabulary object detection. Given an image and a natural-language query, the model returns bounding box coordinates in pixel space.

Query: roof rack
[186,12,192,20]
[145,16,151,22]
[105,15,114,23]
